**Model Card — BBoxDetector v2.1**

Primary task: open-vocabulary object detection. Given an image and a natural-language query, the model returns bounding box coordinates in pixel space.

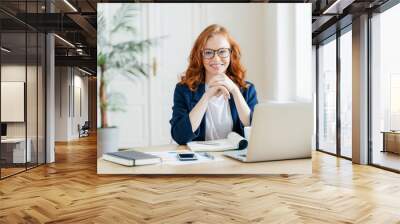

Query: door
[106,3,206,148]
[146,4,205,146]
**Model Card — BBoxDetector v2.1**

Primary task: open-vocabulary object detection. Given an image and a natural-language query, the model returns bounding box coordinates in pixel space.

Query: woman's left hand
[208,73,238,93]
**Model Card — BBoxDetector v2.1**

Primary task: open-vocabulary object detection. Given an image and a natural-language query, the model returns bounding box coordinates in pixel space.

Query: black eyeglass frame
[202,48,232,59]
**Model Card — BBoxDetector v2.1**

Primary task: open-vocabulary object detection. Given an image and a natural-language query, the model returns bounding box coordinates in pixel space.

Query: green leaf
[98,3,161,121]
[107,91,127,112]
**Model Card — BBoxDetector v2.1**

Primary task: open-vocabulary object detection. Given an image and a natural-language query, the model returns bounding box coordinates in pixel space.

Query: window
[390,74,400,130]
[317,37,337,154]
[340,29,352,158]
[371,2,400,171]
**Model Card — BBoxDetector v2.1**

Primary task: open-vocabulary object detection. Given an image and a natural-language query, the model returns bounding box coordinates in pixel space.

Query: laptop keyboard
[223,150,247,159]
[232,150,247,157]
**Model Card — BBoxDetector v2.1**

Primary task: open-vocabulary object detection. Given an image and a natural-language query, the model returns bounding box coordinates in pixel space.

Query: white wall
[200,3,312,102]
[72,73,89,137]
[55,67,89,141]
[55,66,69,141]
[1,65,27,140]
[201,3,266,99]
[1,65,42,138]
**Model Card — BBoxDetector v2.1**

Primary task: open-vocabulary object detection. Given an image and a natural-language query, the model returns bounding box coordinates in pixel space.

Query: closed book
[103,150,161,166]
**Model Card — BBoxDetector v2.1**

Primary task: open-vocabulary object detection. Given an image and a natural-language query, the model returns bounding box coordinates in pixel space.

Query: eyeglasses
[202,48,232,59]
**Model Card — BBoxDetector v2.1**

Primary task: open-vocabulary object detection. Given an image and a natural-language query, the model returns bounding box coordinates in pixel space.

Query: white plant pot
[97,127,119,158]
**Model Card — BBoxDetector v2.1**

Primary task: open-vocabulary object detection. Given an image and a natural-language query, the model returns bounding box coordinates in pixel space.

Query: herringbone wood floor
[1,134,400,224]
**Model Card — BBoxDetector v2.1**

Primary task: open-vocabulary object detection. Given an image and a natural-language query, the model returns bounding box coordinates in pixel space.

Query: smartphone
[176,152,197,161]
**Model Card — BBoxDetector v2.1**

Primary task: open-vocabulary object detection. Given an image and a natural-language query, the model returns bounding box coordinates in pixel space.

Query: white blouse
[204,85,233,141]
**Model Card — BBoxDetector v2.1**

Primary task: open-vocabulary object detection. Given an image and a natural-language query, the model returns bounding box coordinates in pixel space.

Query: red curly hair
[180,24,247,91]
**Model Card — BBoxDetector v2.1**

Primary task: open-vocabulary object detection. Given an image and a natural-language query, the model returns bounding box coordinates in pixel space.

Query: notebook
[187,132,248,152]
[103,150,161,166]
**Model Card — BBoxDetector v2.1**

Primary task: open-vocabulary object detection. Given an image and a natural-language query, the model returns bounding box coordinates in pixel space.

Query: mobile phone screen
[178,153,195,158]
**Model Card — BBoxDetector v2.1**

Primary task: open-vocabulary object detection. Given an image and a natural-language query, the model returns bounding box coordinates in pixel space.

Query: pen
[201,152,214,160]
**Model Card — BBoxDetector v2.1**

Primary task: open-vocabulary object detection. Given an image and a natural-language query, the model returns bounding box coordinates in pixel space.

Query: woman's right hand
[205,85,230,100]
[189,84,229,133]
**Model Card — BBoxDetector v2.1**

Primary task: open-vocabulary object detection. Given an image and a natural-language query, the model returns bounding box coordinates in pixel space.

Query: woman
[170,24,258,145]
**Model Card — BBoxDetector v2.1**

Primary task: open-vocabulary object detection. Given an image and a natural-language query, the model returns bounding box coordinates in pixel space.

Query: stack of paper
[187,132,247,152]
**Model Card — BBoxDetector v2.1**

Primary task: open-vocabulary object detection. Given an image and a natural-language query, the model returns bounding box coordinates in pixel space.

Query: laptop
[223,102,313,162]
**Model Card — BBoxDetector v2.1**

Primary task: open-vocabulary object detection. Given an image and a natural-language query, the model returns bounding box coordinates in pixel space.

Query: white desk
[97,144,312,175]
[1,138,31,163]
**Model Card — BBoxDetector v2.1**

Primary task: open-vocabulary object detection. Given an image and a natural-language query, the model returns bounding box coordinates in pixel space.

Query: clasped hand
[205,73,238,100]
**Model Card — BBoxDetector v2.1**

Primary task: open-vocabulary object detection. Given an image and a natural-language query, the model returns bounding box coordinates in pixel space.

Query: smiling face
[202,34,231,80]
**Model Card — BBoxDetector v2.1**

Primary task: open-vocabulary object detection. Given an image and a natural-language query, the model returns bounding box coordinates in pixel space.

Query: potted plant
[97,4,156,157]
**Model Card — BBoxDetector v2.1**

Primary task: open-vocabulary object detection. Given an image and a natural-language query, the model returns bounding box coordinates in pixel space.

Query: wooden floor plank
[0,134,399,223]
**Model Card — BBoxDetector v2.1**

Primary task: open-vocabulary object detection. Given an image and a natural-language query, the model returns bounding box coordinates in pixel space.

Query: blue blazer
[170,81,258,145]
